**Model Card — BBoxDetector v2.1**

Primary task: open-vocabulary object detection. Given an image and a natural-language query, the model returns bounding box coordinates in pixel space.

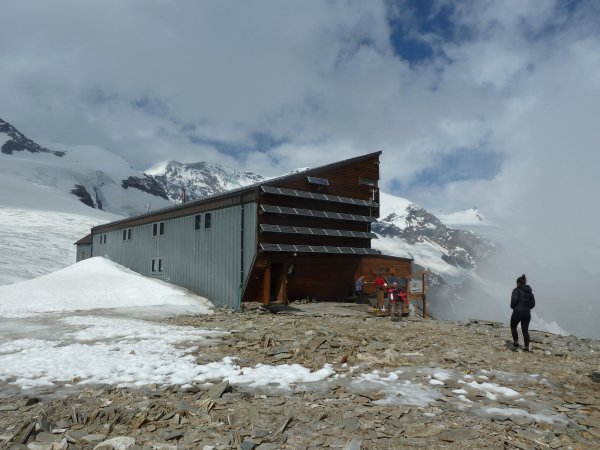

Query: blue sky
[1,1,600,273]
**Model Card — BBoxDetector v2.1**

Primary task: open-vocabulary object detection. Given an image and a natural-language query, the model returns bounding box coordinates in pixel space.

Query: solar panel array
[260,224,377,239]
[260,205,376,223]
[260,243,380,255]
[261,185,378,207]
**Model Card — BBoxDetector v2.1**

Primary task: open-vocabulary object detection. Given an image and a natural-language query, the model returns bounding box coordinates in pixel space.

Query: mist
[426,222,600,340]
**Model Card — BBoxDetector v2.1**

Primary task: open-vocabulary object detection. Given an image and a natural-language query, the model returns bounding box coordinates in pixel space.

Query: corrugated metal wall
[91,202,257,309]
[75,244,92,262]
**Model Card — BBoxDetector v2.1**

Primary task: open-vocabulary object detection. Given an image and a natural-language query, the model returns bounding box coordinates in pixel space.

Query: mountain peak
[147,160,265,202]
[0,118,66,157]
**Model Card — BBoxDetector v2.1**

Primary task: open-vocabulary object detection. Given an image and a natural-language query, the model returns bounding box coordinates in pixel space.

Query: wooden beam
[276,263,287,303]
[262,262,271,304]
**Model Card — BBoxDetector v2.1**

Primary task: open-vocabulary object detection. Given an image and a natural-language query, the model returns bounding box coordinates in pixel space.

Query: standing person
[398,285,410,320]
[390,282,403,321]
[510,274,536,351]
[354,275,365,303]
[374,274,386,311]
[384,281,398,312]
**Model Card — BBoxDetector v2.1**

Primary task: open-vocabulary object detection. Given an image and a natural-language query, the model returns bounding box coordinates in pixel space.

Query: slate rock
[437,428,480,442]
[205,381,230,399]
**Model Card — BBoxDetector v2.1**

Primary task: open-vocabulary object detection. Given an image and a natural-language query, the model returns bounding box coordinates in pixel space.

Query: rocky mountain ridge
[0,118,65,157]
[146,160,265,202]
[374,204,495,271]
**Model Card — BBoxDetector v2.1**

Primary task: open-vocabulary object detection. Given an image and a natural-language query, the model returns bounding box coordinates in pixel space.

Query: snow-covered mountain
[0,118,172,217]
[146,160,265,202]
[375,192,495,272]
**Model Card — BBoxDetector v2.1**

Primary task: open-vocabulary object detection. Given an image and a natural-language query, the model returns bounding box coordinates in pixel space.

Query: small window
[152,222,165,236]
[194,214,202,230]
[152,258,164,273]
[359,177,378,187]
[205,213,211,229]
[123,228,132,241]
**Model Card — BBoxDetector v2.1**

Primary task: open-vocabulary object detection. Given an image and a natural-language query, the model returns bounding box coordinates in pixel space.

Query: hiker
[384,281,398,312]
[510,274,536,351]
[374,274,386,310]
[391,283,409,322]
[398,284,409,319]
[354,275,365,303]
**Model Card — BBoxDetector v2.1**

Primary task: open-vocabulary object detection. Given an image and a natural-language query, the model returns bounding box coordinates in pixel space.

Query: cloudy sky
[2,1,599,272]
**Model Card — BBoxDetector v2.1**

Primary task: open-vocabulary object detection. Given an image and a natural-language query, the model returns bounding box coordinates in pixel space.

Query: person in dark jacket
[510,274,536,351]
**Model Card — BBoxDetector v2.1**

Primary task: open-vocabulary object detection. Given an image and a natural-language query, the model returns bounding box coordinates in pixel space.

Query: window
[194,214,202,230]
[359,177,378,187]
[307,176,330,186]
[152,222,165,236]
[152,258,164,272]
[122,228,132,241]
[99,234,107,244]
[205,213,211,229]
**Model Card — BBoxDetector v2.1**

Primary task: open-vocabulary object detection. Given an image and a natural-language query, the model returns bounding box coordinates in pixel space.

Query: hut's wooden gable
[244,152,384,303]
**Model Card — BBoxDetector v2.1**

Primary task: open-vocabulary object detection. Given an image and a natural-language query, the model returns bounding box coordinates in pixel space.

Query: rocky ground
[1,302,600,450]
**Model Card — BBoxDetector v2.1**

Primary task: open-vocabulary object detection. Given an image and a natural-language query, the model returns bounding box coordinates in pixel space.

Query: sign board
[409,279,423,294]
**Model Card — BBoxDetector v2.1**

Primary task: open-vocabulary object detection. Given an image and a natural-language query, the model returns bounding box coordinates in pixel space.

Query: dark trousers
[510,310,531,347]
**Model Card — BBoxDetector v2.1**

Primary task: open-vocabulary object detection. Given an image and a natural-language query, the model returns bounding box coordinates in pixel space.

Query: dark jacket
[511,285,535,311]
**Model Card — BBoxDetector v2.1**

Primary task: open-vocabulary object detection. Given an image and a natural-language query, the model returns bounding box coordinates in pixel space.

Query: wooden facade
[356,255,413,296]
[75,151,414,308]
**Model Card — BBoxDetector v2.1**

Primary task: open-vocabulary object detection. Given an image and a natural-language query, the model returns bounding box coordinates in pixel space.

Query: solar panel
[261,185,378,207]
[259,243,380,255]
[260,205,376,223]
[259,224,377,239]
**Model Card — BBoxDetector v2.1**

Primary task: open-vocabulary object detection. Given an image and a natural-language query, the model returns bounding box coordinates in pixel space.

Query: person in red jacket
[398,285,409,319]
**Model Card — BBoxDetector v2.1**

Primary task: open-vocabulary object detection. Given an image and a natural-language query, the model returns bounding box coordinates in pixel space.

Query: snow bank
[0,256,213,318]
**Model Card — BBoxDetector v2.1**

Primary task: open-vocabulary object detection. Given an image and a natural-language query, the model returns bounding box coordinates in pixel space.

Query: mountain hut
[74,151,413,308]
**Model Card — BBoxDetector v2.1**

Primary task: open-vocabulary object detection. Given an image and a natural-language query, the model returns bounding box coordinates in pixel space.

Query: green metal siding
[75,244,92,262]
[91,203,257,309]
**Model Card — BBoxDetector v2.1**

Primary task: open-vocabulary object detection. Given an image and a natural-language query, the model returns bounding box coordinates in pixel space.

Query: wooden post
[376,286,385,309]
[276,263,287,303]
[262,263,271,304]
